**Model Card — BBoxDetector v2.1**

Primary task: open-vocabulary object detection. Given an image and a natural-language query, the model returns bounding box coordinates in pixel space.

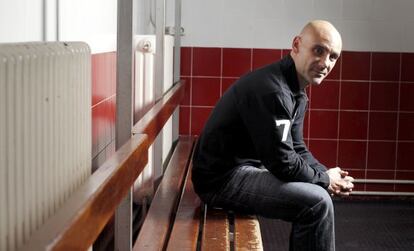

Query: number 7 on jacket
[275,119,291,142]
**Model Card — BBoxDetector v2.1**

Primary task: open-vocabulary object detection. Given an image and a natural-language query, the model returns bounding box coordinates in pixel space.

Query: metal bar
[172,0,181,142]
[173,0,182,83]
[351,191,414,196]
[353,179,414,184]
[152,0,165,194]
[115,0,134,250]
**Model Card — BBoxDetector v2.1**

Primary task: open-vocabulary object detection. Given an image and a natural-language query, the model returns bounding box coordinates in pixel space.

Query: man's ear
[292,36,301,53]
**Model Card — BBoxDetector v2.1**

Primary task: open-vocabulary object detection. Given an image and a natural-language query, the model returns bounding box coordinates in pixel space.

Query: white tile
[341,20,374,51]
[181,0,224,47]
[220,14,255,48]
[342,0,374,21]
[398,0,414,22]
[252,18,286,49]
[401,21,414,52]
[370,20,403,52]
[371,0,405,22]
[313,0,342,21]
[252,0,284,19]
[281,0,316,21]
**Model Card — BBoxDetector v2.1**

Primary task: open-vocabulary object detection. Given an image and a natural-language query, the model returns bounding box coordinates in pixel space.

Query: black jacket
[192,55,330,194]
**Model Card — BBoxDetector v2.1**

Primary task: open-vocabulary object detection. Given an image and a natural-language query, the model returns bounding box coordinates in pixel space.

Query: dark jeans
[198,165,335,251]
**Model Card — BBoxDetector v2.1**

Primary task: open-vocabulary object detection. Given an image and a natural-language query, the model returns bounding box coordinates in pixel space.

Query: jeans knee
[311,192,334,219]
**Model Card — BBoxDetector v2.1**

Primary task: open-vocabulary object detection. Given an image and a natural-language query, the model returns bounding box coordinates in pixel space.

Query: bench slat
[202,208,230,251]
[234,214,264,251]
[166,163,201,251]
[133,136,194,251]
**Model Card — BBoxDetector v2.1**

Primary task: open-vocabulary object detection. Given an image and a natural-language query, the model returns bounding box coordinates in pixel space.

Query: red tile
[339,111,368,139]
[395,171,414,191]
[309,110,338,139]
[179,106,190,135]
[222,48,251,77]
[341,51,371,80]
[401,53,414,81]
[252,49,281,70]
[308,140,337,167]
[368,112,397,140]
[193,47,221,76]
[92,53,116,106]
[396,142,414,171]
[366,170,395,179]
[400,83,414,111]
[282,49,291,57]
[180,77,191,105]
[367,141,396,171]
[396,171,414,179]
[92,105,99,157]
[222,78,238,95]
[371,52,400,81]
[340,81,369,110]
[370,82,399,111]
[191,77,221,106]
[338,140,367,171]
[395,184,414,193]
[366,170,395,192]
[109,97,116,140]
[310,80,339,109]
[326,57,341,80]
[180,47,192,76]
[191,107,213,135]
[347,170,366,180]
[109,52,117,96]
[398,113,414,140]
[365,183,395,192]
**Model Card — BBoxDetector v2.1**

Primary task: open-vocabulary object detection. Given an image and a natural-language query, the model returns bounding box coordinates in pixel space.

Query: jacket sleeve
[291,98,328,173]
[237,90,330,188]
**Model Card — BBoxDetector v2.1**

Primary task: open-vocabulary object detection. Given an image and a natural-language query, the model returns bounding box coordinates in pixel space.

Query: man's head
[290,20,342,89]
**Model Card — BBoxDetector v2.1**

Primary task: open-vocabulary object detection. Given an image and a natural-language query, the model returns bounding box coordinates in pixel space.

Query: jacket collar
[279,54,307,98]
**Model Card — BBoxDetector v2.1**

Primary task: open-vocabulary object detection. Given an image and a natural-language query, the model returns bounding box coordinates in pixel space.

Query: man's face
[293,30,342,86]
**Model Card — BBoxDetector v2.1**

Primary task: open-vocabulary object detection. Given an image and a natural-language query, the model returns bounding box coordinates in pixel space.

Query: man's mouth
[313,70,325,78]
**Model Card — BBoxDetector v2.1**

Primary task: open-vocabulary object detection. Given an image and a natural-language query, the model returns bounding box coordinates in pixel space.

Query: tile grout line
[363,52,373,189]
[336,57,342,167]
[394,53,402,188]
[189,47,193,135]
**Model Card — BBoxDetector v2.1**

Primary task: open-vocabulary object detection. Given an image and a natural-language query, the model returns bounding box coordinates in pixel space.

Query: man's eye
[314,47,324,55]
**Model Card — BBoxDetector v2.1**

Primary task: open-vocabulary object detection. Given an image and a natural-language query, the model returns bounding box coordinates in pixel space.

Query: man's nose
[318,55,329,69]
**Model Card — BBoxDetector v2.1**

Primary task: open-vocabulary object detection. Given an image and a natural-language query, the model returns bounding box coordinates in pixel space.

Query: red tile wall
[180,47,414,192]
[91,52,117,171]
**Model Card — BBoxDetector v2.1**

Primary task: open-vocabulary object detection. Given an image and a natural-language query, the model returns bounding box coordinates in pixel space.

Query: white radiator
[0,42,92,251]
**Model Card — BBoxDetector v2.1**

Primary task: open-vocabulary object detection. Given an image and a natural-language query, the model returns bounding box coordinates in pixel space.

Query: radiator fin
[0,42,92,250]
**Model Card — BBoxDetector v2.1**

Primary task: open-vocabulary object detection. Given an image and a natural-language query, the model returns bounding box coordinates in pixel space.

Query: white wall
[181,0,414,52]
[0,0,43,42]
[0,0,117,53]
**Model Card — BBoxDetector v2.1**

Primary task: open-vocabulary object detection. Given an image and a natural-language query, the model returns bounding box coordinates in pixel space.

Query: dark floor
[259,199,414,251]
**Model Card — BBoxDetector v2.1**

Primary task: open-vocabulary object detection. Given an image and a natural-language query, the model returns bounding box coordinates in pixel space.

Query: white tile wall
[181,0,414,52]
[59,0,117,53]
[0,0,43,42]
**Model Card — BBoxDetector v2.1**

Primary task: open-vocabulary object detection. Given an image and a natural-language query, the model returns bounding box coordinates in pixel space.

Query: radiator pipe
[350,179,414,196]
[353,179,414,184]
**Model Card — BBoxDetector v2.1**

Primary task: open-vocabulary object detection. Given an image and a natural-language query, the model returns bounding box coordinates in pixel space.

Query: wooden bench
[134,137,264,251]
[18,80,263,250]
[18,81,185,250]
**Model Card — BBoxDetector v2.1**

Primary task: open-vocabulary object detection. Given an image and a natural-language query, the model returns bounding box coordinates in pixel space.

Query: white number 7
[275,119,291,142]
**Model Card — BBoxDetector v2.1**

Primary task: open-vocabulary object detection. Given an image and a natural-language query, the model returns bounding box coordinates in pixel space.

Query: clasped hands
[326,167,354,197]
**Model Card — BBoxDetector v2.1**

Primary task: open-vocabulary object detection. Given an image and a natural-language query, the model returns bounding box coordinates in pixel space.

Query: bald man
[192,20,354,251]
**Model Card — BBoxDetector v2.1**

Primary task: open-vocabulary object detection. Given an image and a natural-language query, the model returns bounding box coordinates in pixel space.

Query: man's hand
[326,167,354,196]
